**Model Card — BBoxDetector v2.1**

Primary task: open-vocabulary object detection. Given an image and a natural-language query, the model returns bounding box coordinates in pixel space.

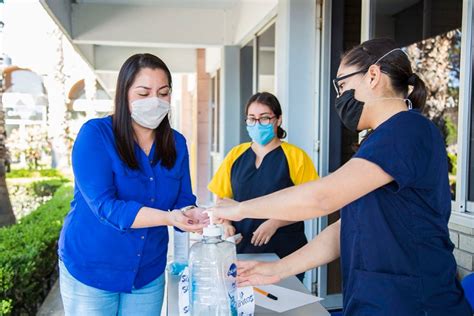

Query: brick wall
[450,222,474,279]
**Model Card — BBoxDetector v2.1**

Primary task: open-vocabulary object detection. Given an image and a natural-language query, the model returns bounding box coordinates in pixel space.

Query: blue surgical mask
[246,123,275,146]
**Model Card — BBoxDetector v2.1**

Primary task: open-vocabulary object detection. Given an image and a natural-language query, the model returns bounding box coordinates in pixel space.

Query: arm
[133,138,207,230]
[238,220,341,286]
[266,219,297,228]
[73,122,143,231]
[131,206,204,232]
[275,219,341,278]
[73,122,203,232]
[212,158,393,222]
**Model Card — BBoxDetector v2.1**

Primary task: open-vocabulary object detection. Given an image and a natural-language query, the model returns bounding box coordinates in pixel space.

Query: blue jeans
[59,260,165,316]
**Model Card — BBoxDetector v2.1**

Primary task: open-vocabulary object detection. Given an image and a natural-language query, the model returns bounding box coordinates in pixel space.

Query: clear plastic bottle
[189,219,237,316]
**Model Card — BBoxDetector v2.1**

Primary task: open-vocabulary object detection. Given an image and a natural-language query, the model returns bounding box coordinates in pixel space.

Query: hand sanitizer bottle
[189,215,238,316]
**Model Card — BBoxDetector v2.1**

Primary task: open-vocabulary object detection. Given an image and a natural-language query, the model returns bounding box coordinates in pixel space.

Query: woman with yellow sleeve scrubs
[208,92,318,280]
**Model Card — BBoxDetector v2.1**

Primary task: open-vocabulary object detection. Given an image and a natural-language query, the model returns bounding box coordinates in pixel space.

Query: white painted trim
[455,0,474,212]
[453,200,460,212]
[237,9,278,48]
[466,201,474,214]
[315,1,343,309]
[450,209,474,228]
[360,0,374,41]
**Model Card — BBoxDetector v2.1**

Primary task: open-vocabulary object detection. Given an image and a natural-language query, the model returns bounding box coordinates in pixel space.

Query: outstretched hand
[207,198,245,222]
[237,260,281,287]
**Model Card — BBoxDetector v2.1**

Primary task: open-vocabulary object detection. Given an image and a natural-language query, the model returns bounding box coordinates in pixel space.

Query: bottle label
[178,267,191,315]
[236,286,255,316]
[227,263,238,316]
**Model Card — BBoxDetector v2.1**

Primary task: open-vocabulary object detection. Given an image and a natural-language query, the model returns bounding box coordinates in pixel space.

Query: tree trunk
[45,28,69,170]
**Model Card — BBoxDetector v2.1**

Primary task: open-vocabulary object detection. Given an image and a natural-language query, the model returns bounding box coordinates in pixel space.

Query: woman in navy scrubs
[211,39,472,315]
[208,92,318,280]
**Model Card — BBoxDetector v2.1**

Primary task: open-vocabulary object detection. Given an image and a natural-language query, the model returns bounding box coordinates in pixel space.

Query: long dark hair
[113,53,176,170]
[245,92,287,139]
[341,38,427,111]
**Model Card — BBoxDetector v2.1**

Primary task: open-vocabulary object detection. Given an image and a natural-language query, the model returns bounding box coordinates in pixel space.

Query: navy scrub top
[208,142,318,258]
[341,110,471,315]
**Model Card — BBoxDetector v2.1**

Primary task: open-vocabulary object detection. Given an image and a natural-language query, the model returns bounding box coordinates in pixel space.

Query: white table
[166,253,330,315]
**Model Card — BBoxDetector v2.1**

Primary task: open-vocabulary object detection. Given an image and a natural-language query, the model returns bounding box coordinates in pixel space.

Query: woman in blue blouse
[58,53,207,315]
[211,39,471,315]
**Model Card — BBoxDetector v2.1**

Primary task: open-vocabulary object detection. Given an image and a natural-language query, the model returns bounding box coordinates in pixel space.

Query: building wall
[196,49,211,205]
[178,50,210,205]
[450,222,474,279]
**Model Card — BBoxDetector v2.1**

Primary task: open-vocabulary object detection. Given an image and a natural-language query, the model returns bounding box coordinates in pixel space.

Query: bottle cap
[203,225,223,237]
[202,210,223,237]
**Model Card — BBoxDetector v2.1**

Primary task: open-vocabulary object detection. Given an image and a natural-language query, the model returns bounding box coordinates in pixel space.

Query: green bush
[6,169,63,179]
[448,152,457,177]
[0,184,73,315]
[30,178,69,198]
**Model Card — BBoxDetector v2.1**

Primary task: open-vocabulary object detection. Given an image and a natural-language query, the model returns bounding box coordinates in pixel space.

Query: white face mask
[130,97,170,129]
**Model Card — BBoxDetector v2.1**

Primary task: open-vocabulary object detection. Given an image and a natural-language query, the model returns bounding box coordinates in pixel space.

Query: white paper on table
[254,284,323,313]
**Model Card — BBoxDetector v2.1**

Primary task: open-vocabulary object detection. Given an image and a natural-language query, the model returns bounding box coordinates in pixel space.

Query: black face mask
[334,89,364,132]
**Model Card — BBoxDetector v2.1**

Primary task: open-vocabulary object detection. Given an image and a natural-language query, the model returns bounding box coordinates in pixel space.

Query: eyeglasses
[332,69,367,97]
[245,116,276,127]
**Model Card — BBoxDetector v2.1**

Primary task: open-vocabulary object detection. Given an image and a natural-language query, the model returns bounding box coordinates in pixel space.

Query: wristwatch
[179,205,196,214]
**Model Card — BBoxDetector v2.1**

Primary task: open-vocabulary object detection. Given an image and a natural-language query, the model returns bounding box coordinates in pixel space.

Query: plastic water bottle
[189,216,237,316]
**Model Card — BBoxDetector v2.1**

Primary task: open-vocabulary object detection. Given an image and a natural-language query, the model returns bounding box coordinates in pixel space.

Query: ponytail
[277,126,287,139]
[407,73,427,111]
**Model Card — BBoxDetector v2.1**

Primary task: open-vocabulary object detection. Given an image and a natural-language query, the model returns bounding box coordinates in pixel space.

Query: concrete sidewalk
[36,279,168,316]
[36,281,64,316]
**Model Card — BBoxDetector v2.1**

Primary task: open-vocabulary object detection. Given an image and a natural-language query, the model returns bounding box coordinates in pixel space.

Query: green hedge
[30,178,69,198]
[6,169,63,179]
[0,184,73,315]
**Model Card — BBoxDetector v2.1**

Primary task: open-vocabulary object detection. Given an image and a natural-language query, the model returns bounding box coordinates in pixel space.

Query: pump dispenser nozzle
[203,211,223,237]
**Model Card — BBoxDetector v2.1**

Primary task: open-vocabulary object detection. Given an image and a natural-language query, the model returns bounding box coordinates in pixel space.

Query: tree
[0,2,15,226]
[44,27,69,170]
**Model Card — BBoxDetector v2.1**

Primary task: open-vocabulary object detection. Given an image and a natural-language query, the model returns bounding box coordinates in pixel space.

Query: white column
[275,0,318,292]
[219,46,241,157]
[276,0,316,157]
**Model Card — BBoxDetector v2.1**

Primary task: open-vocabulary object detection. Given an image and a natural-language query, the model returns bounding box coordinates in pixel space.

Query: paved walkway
[36,281,64,316]
[36,279,168,316]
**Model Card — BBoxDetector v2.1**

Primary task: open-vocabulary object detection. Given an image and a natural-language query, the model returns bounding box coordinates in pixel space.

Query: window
[373,0,462,200]
[239,22,276,143]
[257,24,275,94]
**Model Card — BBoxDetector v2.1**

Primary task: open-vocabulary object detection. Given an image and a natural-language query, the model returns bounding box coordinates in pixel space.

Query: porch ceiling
[40,0,278,79]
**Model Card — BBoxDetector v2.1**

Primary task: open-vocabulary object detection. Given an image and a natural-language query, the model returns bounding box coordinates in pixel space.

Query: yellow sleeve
[207,143,252,199]
[281,142,319,185]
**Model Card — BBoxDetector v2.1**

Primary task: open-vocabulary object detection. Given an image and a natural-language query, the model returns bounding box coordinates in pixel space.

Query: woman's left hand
[182,207,210,225]
[251,220,278,246]
[167,210,206,233]
[237,260,281,287]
